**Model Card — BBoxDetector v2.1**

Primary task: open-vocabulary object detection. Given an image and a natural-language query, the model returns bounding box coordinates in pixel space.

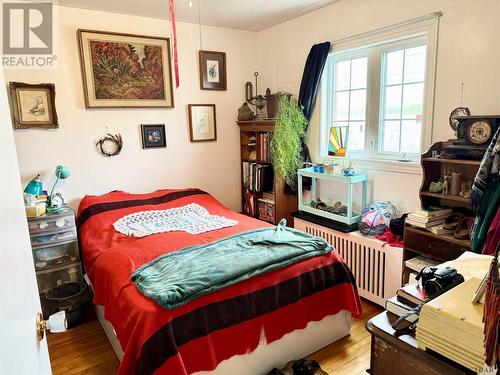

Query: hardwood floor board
[47,299,382,375]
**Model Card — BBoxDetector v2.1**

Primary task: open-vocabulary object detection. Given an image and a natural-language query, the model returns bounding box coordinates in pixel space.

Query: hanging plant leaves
[270,95,308,186]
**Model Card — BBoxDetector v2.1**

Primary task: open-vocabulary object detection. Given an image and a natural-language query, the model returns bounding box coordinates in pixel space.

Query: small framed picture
[188,104,217,142]
[141,124,166,149]
[199,50,226,91]
[9,82,59,129]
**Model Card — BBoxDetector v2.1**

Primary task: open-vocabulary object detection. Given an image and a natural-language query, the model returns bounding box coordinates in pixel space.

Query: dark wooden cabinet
[404,225,470,261]
[366,312,473,375]
[402,140,481,282]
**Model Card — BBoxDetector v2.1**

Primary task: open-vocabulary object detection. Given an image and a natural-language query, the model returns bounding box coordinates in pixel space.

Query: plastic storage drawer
[30,227,77,248]
[36,262,83,294]
[27,207,76,235]
[32,240,80,270]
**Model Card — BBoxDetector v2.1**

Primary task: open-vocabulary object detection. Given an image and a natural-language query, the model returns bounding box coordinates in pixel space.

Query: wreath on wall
[96,133,123,157]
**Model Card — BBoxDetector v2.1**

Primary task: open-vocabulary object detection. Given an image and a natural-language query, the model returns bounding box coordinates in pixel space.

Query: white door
[0,66,52,373]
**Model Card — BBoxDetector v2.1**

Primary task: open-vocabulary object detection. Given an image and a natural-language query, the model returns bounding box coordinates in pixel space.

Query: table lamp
[47,165,70,213]
[24,174,43,196]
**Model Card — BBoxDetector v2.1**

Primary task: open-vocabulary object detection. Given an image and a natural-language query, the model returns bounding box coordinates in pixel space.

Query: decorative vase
[450,172,462,196]
[237,102,254,121]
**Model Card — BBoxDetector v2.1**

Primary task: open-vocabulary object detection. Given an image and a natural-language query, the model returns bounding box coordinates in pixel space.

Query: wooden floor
[47,299,382,375]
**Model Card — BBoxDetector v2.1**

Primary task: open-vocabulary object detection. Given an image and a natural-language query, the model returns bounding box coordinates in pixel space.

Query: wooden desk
[365,312,474,375]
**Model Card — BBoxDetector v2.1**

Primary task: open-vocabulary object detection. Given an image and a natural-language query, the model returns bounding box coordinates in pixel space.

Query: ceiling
[53,0,340,31]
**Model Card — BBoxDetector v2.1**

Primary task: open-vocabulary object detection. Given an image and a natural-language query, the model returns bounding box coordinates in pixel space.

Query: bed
[77,188,362,375]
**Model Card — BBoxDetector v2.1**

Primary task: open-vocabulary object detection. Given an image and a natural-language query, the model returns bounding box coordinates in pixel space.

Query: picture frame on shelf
[78,29,174,108]
[141,124,166,149]
[9,82,59,129]
[198,50,226,91]
[188,104,217,142]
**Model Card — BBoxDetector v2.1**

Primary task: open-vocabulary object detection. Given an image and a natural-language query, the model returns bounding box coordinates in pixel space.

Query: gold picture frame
[9,82,59,129]
[78,29,174,108]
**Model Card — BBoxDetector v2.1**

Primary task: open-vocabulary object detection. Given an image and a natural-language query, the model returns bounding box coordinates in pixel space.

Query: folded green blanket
[132,219,333,309]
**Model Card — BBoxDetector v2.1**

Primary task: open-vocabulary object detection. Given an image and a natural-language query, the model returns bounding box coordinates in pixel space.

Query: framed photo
[78,29,174,108]
[188,104,217,142]
[9,82,59,129]
[141,124,166,149]
[199,50,226,91]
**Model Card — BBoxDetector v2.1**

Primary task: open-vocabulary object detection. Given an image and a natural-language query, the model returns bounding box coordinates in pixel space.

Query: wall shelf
[422,158,480,166]
[420,191,470,203]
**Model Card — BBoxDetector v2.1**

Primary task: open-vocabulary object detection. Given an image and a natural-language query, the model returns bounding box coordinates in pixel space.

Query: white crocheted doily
[113,203,238,238]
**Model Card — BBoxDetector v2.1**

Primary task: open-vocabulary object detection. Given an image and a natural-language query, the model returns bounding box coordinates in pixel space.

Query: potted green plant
[270,95,308,188]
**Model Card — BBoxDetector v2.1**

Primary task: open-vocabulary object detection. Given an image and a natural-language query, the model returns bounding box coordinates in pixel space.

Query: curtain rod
[331,10,444,46]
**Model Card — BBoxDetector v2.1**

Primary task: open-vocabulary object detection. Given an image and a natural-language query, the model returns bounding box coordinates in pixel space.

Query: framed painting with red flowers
[78,29,174,108]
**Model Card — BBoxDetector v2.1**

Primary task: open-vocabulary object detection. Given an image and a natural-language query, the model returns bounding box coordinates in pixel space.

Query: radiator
[295,218,403,306]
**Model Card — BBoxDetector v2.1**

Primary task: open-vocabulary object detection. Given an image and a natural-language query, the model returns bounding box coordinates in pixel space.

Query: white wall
[6,6,257,210]
[7,1,500,214]
[257,0,500,212]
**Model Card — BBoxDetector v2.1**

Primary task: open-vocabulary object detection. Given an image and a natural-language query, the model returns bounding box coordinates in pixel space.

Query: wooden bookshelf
[402,139,483,283]
[419,139,480,208]
[238,120,297,226]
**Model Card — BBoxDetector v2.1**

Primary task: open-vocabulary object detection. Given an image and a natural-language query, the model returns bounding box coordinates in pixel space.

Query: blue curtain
[296,41,331,165]
[298,41,331,126]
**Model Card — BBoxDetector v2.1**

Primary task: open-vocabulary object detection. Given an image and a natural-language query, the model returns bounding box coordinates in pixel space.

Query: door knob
[36,311,67,341]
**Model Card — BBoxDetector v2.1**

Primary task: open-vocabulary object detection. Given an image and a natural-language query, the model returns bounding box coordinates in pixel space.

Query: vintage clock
[443,115,500,160]
[455,115,499,146]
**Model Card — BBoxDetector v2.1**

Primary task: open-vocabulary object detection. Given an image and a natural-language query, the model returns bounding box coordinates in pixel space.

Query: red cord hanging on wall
[169,0,179,88]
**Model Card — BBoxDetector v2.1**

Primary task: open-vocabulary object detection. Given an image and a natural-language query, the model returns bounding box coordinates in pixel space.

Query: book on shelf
[414,206,452,217]
[243,188,256,217]
[385,296,419,323]
[262,191,275,202]
[406,218,445,228]
[407,212,450,223]
[396,282,430,305]
[243,162,274,193]
[405,256,441,273]
[257,133,272,162]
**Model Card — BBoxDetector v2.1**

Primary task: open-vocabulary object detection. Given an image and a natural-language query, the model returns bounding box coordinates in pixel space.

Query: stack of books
[257,133,271,162]
[385,282,430,324]
[406,206,452,230]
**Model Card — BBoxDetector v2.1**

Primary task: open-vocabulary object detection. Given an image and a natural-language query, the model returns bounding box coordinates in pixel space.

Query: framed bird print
[199,50,226,91]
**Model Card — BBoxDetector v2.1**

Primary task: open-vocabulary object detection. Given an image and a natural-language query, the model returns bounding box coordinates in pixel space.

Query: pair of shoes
[266,359,328,375]
[443,213,474,239]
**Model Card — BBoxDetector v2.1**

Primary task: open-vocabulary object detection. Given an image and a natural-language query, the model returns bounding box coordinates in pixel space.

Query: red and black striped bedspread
[77,188,362,375]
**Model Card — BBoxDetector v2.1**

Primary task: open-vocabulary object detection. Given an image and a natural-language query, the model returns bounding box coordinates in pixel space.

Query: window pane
[402,83,424,119]
[385,50,403,85]
[383,120,401,152]
[335,60,351,90]
[384,85,402,119]
[348,121,365,151]
[404,45,426,83]
[350,57,367,89]
[400,120,421,153]
[334,91,349,121]
[329,123,349,156]
[349,89,366,120]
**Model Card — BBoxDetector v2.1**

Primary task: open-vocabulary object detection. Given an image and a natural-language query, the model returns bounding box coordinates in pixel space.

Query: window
[329,56,367,154]
[380,45,426,154]
[321,23,438,162]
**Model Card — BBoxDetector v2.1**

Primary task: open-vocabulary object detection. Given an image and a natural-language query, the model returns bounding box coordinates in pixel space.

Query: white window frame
[320,18,439,168]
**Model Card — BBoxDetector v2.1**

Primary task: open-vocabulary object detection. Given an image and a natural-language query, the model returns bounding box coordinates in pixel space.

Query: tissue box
[26,203,46,218]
